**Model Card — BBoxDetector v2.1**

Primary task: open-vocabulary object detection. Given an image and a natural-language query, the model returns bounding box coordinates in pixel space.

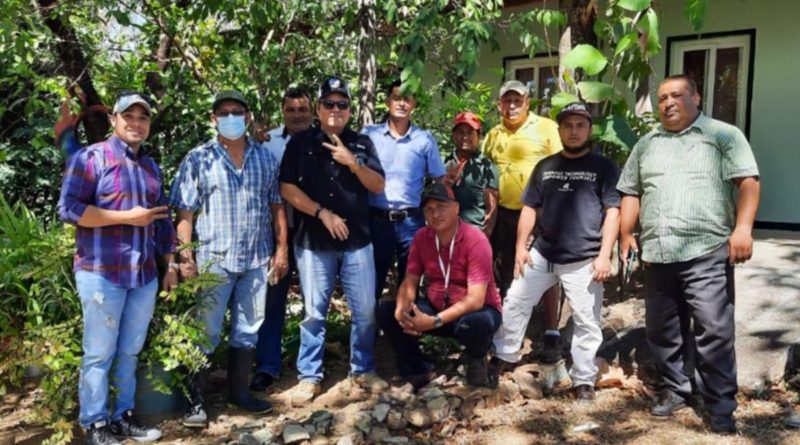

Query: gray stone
[403,407,433,428]
[385,409,407,430]
[539,361,572,391]
[243,420,266,430]
[382,437,410,445]
[336,433,362,445]
[426,396,450,422]
[283,424,312,444]
[367,425,390,443]
[354,412,373,434]
[310,435,332,445]
[418,386,445,400]
[498,380,521,401]
[308,410,334,433]
[372,403,391,423]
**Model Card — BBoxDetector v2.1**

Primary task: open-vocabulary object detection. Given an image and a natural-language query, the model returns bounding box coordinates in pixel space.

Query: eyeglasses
[320,99,350,111]
[215,109,247,117]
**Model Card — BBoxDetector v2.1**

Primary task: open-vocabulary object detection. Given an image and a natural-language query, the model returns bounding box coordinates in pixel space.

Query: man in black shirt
[492,102,620,402]
[280,76,387,406]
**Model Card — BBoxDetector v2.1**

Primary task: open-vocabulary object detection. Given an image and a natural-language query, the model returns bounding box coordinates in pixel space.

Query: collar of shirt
[498,113,540,135]
[655,112,710,137]
[379,121,419,141]
[205,136,260,171]
[108,134,148,160]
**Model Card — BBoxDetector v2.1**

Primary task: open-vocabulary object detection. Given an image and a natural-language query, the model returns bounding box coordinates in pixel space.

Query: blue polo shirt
[361,122,446,210]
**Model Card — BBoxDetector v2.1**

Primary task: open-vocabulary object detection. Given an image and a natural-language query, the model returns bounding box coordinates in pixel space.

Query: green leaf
[563,44,608,76]
[577,81,616,103]
[617,0,652,12]
[639,9,661,57]
[615,32,638,57]
[549,92,581,120]
[684,0,707,31]
[598,114,639,150]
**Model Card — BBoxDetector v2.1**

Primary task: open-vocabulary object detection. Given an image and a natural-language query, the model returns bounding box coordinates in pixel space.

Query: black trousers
[490,206,520,298]
[645,243,737,415]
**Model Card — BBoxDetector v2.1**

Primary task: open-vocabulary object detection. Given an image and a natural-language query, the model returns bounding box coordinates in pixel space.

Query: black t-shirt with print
[522,151,621,264]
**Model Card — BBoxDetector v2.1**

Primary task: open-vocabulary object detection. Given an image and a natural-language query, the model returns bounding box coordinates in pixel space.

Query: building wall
[472,0,800,225]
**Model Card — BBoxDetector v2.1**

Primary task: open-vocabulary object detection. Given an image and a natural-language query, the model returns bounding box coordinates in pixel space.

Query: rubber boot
[227,347,273,413]
[182,366,209,428]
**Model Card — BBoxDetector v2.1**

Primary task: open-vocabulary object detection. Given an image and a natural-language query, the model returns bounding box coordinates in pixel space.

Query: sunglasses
[214,109,247,117]
[117,90,154,106]
[320,99,350,111]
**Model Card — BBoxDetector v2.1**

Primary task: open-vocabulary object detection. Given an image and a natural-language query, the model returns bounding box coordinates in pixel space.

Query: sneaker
[709,414,737,434]
[540,334,562,364]
[290,380,322,407]
[109,410,162,443]
[182,403,208,428]
[466,356,489,387]
[84,421,121,445]
[249,371,275,391]
[351,372,389,394]
[650,390,689,417]
[573,384,596,402]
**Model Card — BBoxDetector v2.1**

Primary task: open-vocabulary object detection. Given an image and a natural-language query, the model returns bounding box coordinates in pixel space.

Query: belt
[370,207,420,222]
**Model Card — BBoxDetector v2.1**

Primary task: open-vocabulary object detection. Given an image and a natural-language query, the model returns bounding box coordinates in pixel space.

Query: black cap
[318,76,351,100]
[556,102,592,124]
[421,183,456,205]
[212,90,248,111]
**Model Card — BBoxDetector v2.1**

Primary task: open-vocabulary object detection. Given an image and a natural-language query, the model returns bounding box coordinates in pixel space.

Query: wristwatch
[314,206,324,219]
[349,157,365,173]
[433,314,443,328]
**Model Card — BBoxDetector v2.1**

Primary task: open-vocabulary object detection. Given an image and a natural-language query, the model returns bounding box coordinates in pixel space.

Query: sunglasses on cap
[117,90,154,106]
[320,99,350,111]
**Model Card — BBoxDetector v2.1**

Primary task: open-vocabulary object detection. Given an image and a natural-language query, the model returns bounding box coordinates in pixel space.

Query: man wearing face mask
[252,87,314,392]
[483,80,564,363]
[280,76,387,406]
[170,90,288,427]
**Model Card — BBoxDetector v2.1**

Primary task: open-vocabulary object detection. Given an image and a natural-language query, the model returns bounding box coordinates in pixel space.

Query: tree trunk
[357,0,377,127]
[37,0,109,143]
[558,0,598,86]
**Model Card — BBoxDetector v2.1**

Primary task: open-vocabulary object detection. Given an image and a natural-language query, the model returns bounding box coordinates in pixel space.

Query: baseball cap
[556,102,592,124]
[499,80,529,98]
[452,111,481,131]
[421,183,456,205]
[112,92,152,115]
[212,90,249,112]
[318,76,351,100]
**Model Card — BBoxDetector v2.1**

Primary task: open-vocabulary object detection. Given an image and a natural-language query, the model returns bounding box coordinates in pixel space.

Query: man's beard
[563,144,589,154]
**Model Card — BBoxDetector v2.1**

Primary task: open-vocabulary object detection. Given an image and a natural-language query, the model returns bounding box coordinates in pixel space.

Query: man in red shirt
[377,183,502,388]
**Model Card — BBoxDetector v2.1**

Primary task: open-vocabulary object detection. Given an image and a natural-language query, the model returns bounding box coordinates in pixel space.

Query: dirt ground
[3,274,800,445]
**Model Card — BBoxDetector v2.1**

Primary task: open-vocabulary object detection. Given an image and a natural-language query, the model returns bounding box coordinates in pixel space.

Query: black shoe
[574,384,596,402]
[182,403,209,428]
[466,356,490,387]
[650,390,689,417]
[406,371,437,390]
[249,371,275,391]
[84,421,121,445]
[228,347,273,413]
[109,411,162,443]
[709,415,737,434]
[540,334,562,364]
[183,364,210,428]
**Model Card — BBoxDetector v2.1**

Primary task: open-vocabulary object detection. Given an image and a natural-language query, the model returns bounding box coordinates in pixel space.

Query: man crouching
[377,183,503,388]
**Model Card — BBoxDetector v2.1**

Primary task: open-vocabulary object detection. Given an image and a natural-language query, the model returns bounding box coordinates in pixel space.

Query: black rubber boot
[227,347,273,414]
[182,366,209,428]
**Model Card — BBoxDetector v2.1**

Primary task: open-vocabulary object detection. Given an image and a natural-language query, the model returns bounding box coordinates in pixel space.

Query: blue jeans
[75,271,158,427]
[198,265,268,354]
[295,243,377,383]
[370,212,425,299]
[377,298,501,377]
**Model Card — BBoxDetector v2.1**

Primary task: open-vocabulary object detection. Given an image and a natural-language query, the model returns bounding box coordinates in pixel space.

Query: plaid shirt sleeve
[169,152,202,211]
[266,150,283,205]
[58,148,98,225]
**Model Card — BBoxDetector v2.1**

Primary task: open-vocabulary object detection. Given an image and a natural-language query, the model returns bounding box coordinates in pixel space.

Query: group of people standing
[58,73,759,445]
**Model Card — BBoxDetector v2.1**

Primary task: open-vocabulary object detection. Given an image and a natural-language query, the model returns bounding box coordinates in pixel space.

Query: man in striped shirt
[58,92,176,445]
[618,75,760,434]
[170,91,288,426]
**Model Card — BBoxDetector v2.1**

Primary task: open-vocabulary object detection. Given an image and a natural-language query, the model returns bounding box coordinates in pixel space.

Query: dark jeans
[370,211,425,299]
[491,206,520,298]
[377,299,502,377]
[645,243,737,416]
[254,229,296,377]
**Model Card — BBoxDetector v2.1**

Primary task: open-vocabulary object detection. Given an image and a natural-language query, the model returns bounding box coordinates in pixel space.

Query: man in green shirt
[444,111,499,237]
[617,75,760,434]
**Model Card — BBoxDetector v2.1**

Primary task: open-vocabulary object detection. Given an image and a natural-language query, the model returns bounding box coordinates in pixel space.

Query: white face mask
[217,115,246,140]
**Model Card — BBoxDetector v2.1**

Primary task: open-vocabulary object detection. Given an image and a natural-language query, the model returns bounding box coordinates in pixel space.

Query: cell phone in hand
[623,250,638,284]
[266,266,278,285]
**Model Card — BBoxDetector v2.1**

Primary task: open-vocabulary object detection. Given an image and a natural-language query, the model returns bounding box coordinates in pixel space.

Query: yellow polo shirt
[482,113,563,210]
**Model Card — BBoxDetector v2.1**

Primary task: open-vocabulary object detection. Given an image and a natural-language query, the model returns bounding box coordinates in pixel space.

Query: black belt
[370,207,420,222]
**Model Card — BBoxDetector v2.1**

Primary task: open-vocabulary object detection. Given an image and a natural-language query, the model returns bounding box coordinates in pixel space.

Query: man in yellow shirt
[483,80,564,363]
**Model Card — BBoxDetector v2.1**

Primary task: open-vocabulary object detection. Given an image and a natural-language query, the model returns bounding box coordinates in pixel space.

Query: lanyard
[435,222,458,306]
